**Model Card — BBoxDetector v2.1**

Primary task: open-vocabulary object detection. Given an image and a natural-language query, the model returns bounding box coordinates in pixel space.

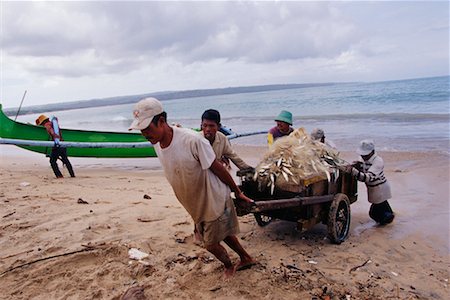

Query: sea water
[16,76,450,153]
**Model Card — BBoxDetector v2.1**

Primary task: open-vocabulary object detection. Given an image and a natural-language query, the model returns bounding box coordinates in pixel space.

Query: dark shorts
[369,200,394,224]
[195,198,240,246]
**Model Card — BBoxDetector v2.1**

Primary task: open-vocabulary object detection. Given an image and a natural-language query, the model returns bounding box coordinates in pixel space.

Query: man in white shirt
[129,98,256,279]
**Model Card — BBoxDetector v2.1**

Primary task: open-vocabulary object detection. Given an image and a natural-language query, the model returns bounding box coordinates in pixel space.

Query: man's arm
[209,160,254,203]
[44,123,60,140]
[222,139,251,170]
[346,159,384,184]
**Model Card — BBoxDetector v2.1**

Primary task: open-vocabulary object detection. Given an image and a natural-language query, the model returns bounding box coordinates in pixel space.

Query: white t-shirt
[155,127,231,223]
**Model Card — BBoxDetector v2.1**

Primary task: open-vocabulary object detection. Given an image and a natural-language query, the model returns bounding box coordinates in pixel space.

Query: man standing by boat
[267,110,294,146]
[129,98,256,279]
[35,115,75,178]
[200,109,253,171]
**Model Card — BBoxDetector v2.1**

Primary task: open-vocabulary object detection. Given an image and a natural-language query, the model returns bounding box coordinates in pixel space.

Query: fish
[281,170,289,182]
[325,170,331,182]
[333,169,340,182]
[276,157,283,167]
[254,127,348,190]
[311,160,319,173]
[282,167,293,175]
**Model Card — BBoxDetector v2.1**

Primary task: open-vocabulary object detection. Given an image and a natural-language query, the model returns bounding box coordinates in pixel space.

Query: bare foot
[223,265,236,280]
[193,230,203,246]
[194,230,202,242]
[236,258,258,271]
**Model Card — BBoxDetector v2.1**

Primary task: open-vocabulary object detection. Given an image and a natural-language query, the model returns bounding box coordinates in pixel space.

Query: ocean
[16,76,450,153]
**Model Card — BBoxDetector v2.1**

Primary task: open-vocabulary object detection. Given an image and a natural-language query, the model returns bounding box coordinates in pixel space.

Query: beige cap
[129,97,163,130]
[356,139,375,155]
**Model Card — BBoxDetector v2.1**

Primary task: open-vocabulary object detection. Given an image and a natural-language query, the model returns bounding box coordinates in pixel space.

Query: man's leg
[369,203,383,222]
[379,200,395,225]
[370,201,394,224]
[50,148,63,178]
[205,243,235,278]
[224,235,256,271]
[60,149,75,177]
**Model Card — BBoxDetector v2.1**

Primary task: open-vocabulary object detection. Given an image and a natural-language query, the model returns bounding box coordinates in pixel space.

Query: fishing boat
[0,104,267,158]
[0,103,156,158]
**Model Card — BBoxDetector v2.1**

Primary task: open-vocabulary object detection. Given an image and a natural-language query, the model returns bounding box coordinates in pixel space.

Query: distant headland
[4,82,342,116]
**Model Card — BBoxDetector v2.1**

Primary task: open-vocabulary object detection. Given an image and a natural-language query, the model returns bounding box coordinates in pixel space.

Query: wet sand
[0,144,448,299]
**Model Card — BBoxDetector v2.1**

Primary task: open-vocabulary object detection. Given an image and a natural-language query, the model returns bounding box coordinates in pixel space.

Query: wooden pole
[14,90,27,121]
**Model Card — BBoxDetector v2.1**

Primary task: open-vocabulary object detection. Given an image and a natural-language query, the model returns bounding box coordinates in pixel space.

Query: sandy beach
[0,144,448,299]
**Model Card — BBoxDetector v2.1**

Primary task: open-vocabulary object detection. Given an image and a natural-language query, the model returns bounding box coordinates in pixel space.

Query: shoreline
[0,144,449,299]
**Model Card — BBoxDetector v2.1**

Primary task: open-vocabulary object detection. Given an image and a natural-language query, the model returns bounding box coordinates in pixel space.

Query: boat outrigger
[0,103,156,158]
[0,104,265,158]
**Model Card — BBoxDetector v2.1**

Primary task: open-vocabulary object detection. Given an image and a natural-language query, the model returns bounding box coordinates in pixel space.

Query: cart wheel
[254,213,272,227]
[327,193,351,244]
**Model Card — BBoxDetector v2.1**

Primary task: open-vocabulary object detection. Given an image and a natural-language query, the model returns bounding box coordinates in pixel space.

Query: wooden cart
[234,169,358,244]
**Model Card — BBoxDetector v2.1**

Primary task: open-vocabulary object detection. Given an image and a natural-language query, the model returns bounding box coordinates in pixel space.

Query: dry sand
[0,144,449,299]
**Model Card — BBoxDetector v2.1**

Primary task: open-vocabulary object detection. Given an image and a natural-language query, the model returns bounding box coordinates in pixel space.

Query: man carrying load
[35,114,75,178]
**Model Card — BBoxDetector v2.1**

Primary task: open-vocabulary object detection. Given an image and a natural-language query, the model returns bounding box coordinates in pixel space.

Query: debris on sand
[77,198,89,204]
[128,248,149,260]
[120,286,147,300]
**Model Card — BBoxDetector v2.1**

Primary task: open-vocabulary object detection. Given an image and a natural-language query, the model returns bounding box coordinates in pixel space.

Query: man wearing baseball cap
[129,97,256,278]
[343,139,395,225]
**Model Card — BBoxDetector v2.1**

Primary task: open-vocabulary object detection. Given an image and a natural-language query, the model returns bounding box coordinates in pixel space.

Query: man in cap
[35,114,75,178]
[267,110,294,146]
[201,109,253,171]
[129,98,256,278]
[310,128,337,149]
[343,139,394,225]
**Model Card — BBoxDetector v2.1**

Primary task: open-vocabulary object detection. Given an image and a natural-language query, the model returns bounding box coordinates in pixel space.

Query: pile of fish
[254,128,347,194]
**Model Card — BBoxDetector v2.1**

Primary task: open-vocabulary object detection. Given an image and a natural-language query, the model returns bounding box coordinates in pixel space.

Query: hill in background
[4,82,339,116]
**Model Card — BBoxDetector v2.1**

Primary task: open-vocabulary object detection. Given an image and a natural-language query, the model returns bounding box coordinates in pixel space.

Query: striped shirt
[352,153,392,204]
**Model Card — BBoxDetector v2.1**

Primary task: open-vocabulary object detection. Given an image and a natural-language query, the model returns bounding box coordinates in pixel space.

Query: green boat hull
[0,104,156,158]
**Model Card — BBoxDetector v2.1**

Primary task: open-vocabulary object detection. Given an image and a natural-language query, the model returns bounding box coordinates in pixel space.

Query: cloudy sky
[1,1,448,108]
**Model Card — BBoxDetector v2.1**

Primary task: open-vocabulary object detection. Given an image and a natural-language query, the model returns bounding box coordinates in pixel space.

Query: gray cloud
[2,1,364,77]
[1,1,448,107]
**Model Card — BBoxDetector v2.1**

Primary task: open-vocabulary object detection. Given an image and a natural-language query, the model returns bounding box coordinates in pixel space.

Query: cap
[310,128,324,140]
[129,97,163,130]
[274,110,293,125]
[35,115,49,125]
[356,139,375,155]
